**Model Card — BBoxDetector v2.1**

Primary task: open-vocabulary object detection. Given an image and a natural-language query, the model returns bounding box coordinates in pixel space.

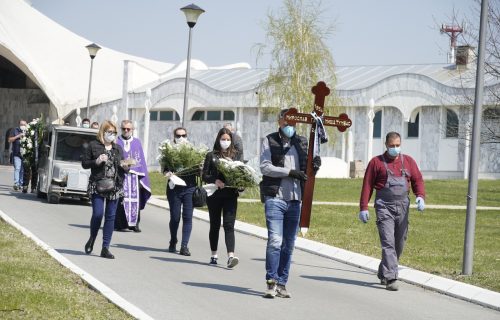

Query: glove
[358,210,369,223]
[416,196,425,212]
[288,170,307,181]
[312,156,321,172]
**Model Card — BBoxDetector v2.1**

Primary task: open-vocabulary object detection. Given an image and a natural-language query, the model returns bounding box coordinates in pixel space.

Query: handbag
[96,177,115,193]
[192,176,207,207]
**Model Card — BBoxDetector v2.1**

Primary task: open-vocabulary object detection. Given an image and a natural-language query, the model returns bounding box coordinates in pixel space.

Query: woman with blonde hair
[82,120,129,259]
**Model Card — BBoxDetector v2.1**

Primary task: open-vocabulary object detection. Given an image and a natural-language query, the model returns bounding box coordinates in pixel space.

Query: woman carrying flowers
[161,127,202,256]
[202,127,242,268]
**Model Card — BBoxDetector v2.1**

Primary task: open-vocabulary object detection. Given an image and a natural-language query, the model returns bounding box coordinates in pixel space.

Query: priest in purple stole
[115,120,151,232]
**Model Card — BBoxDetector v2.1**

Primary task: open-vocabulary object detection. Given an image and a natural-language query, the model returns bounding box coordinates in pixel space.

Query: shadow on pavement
[182,282,263,297]
[151,256,214,267]
[251,257,368,275]
[56,248,88,256]
[114,243,166,253]
[68,224,90,229]
[301,275,383,289]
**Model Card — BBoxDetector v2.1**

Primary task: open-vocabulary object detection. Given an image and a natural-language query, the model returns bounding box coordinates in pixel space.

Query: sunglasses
[121,128,133,131]
[175,134,187,138]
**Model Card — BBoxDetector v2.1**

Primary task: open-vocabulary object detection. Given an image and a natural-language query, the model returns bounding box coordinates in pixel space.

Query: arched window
[191,110,235,121]
[150,110,180,121]
[373,110,382,138]
[446,109,459,138]
[407,113,419,138]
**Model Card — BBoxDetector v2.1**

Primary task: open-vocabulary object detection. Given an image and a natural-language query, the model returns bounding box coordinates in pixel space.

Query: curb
[0,209,154,320]
[149,197,500,311]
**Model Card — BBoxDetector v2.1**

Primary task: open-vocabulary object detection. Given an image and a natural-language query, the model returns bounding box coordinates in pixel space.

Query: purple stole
[117,136,152,226]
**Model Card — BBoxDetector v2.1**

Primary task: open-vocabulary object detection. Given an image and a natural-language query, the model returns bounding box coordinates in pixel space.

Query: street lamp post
[85,43,101,120]
[180,4,205,127]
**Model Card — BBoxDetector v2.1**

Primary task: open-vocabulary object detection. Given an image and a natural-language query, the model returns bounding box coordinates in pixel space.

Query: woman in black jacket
[82,120,128,259]
[202,127,242,268]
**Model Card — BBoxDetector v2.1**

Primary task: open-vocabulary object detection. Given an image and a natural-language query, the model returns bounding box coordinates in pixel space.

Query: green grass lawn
[150,172,500,206]
[0,220,133,320]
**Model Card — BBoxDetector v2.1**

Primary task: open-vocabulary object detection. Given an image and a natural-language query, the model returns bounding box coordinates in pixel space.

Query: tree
[255,0,340,118]
[447,0,500,145]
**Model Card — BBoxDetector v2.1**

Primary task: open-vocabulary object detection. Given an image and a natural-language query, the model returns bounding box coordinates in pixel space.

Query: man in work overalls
[359,131,425,291]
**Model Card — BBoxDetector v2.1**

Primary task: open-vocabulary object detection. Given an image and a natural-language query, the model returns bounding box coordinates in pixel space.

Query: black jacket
[82,139,125,188]
[202,151,240,198]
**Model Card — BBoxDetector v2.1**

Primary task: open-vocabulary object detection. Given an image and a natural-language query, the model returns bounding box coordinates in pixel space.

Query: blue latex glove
[358,210,370,223]
[416,196,425,212]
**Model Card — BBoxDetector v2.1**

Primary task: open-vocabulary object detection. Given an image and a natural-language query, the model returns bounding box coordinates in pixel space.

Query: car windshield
[55,131,96,162]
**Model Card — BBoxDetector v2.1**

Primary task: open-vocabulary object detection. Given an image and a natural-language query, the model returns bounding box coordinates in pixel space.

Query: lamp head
[86,43,101,59]
[180,4,205,28]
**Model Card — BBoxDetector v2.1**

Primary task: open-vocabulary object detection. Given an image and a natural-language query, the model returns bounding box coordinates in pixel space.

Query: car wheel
[47,192,60,204]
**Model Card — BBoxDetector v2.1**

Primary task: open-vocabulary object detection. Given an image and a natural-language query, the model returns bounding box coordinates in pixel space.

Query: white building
[1,0,499,178]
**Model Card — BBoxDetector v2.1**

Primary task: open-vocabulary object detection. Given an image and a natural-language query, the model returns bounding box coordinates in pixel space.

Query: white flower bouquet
[216,158,260,189]
[20,116,44,166]
[157,139,208,177]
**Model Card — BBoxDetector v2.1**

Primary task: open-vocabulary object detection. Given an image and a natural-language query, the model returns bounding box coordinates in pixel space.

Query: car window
[55,132,96,162]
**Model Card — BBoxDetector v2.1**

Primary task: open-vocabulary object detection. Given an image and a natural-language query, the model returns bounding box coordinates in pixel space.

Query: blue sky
[29,0,474,68]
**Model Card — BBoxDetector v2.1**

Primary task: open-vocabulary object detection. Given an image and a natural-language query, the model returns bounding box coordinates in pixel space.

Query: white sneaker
[227,256,239,269]
[264,279,277,298]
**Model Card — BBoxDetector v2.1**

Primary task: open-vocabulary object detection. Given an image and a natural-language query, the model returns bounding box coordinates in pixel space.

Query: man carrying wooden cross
[260,108,321,299]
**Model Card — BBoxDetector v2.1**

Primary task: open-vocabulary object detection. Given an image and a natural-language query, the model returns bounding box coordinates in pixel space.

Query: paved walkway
[1,165,499,319]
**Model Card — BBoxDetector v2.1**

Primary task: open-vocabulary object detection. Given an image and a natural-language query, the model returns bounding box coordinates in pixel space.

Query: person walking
[260,108,312,298]
[202,127,242,268]
[163,127,197,256]
[359,131,425,291]
[82,120,129,259]
[8,119,27,190]
[115,120,151,233]
[223,123,244,161]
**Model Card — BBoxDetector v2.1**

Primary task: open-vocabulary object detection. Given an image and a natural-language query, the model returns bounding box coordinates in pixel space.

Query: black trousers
[22,162,37,190]
[207,193,238,253]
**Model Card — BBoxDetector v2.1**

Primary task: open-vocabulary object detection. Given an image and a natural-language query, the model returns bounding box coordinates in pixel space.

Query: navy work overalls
[375,154,410,281]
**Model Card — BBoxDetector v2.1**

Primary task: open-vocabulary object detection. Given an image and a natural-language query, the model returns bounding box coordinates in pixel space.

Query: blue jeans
[265,197,301,285]
[90,194,119,248]
[167,186,195,247]
[13,156,23,186]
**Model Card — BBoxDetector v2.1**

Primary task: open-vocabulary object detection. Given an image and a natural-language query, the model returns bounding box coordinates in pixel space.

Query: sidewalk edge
[0,209,155,320]
[148,197,500,311]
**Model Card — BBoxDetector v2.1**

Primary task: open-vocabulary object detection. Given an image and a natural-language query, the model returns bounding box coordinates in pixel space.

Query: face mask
[20,125,27,131]
[220,140,231,150]
[82,123,90,128]
[175,137,187,144]
[387,147,401,157]
[104,133,116,143]
[282,125,295,138]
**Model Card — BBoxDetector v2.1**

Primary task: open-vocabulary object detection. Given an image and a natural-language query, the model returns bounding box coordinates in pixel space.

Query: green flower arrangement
[216,158,260,188]
[157,139,208,176]
[20,115,45,166]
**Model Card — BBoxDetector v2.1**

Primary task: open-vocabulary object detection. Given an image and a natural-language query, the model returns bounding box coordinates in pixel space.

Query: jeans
[207,193,238,253]
[90,194,119,248]
[167,186,195,248]
[13,156,23,186]
[264,197,301,285]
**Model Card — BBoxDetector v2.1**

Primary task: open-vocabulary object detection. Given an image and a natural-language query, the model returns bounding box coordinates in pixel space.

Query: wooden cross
[283,81,352,235]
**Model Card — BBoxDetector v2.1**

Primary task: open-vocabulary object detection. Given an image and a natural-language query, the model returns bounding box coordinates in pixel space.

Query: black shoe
[179,246,191,256]
[131,226,141,233]
[209,256,218,265]
[22,186,28,193]
[100,247,115,259]
[84,236,95,254]
[168,241,177,253]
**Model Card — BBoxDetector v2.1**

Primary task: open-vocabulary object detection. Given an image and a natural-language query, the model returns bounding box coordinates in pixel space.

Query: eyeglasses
[121,128,133,131]
[175,134,187,138]
[105,130,117,134]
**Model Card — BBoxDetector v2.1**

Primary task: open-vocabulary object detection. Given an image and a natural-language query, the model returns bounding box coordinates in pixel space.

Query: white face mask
[220,140,231,150]
[20,125,27,131]
[82,123,90,128]
[104,133,116,143]
[175,137,187,144]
